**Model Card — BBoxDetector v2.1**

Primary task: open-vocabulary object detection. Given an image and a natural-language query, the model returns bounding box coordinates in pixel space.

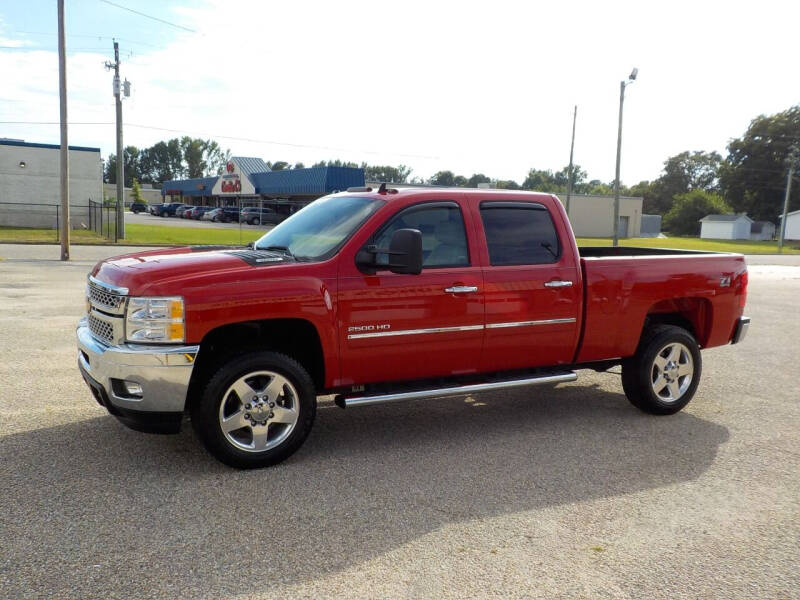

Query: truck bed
[575,247,747,364]
[578,246,718,258]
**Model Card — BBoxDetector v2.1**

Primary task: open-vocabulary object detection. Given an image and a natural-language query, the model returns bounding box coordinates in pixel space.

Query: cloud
[1,0,799,185]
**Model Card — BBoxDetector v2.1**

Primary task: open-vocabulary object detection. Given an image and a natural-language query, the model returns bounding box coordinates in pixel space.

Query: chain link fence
[0,201,117,241]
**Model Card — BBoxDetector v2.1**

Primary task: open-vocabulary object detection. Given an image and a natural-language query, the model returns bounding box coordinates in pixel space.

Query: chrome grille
[88,280,124,311]
[88,313,115,345]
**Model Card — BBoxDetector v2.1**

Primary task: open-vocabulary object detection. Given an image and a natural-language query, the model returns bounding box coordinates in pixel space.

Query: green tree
[130,178,145,204]
[663,190,733,236]
[364,164,412,183]
[494,179,520,190]
[180,137,206,178]
[268,161,291,170]
[104,146,141,187]
[429,170,456,186]
[204,140,230,175]
[720,105,800,221]
[522,168,558,191]
[645,151,722,215]
[466,173,491,187]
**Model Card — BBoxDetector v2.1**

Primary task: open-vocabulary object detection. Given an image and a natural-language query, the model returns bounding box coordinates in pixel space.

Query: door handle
[444,285,479,294]
[544,280,573,288]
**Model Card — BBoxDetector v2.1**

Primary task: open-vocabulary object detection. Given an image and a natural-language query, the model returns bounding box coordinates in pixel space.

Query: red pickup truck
[77,187,750,468]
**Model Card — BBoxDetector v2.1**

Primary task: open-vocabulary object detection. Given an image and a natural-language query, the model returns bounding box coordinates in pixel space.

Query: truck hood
[91,246,294,295]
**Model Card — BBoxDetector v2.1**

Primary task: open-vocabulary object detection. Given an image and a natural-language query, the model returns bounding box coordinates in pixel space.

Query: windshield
[253,195,382,260]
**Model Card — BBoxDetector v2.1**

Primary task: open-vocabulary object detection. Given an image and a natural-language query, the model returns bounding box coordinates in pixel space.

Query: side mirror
[355,228,423,275]
[388,228,423,274]
[246,241,255,249]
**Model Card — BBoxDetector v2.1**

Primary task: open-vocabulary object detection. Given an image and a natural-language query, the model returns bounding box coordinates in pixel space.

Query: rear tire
[252,217,260,225]
[621,325,701,415]
[191,351,316,468]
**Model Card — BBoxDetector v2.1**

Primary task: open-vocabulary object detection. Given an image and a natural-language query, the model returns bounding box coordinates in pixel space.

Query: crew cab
[77,187,750,468]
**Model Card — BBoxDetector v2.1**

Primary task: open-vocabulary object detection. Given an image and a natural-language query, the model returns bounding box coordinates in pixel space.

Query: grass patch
[0,227,109,244]
[121,224,262,246]
[576,236,800,254]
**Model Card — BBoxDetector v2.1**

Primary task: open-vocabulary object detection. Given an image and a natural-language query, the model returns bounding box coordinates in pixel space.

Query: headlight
[125,296,185,343]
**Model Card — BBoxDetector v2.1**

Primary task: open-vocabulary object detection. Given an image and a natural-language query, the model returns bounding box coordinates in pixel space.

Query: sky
[1,0,798,186]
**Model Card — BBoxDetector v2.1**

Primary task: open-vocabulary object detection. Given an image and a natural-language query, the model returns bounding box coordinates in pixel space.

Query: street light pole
[778,145,798,253]
[57,0,70,260]
[612,68,637,247]
[566,105,577,217]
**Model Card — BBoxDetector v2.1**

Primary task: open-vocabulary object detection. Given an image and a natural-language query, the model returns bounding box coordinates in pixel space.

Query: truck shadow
[1,383,728,598]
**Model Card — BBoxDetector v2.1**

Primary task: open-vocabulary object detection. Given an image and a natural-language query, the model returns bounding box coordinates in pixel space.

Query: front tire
[621,325,701,415]
[191,351,317,468]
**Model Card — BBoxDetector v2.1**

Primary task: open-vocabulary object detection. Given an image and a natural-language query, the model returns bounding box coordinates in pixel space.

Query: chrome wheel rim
[651,342,693,403]
[218,370,300,453]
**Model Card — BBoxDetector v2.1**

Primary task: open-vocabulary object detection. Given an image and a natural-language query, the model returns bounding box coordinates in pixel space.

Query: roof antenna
[378,182,387,194]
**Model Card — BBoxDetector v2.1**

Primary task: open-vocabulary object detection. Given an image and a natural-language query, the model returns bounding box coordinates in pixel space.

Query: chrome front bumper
[77,318,199,415]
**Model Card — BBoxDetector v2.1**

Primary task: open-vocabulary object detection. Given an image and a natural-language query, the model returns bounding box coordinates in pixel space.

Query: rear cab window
[479,202,561,265]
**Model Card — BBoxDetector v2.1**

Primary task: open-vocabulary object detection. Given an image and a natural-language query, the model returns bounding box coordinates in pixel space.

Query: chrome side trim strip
[347,318,576,339]
[347,324,483,340]
[486,317,576,329]
[339,372,578,407]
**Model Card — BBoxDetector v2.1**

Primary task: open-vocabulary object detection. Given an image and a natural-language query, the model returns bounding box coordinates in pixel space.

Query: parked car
[175,205,193,218]
[240,206,285,225]
[190,206,214,220]
[202,208,221,222]
[78,188,750,469]
[160,202,186,217]
[204,207,240,223]
[149,203,165,216]
[129,202,148,214]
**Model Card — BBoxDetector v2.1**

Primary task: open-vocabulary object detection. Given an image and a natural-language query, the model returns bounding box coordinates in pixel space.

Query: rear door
[476,201,581,371]
[337,200,485,385]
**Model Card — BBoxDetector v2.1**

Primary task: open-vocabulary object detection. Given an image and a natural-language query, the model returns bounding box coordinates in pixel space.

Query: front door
[337,201,484,386]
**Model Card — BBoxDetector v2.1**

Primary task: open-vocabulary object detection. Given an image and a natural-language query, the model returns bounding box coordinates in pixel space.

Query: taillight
[739,271,748,309]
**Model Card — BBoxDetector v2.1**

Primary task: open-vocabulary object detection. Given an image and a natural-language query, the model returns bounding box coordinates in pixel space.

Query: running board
[334,371,577,408]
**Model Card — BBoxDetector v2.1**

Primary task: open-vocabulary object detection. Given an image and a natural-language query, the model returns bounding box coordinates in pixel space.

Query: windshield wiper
[262,245,296,260]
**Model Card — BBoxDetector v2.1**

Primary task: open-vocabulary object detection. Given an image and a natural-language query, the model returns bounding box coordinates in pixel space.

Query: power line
[0,121,440,160]
[97,0,197,33]
[10,31,160,48]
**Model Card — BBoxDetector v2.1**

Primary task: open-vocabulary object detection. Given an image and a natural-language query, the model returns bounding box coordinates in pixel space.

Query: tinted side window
[374,205,469,268]
[480,205,560,265]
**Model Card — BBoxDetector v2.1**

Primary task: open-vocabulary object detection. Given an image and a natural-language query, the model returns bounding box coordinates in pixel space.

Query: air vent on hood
[223,249,288,267]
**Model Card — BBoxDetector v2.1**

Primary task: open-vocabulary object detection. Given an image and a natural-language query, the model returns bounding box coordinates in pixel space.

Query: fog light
[123,381,143,397]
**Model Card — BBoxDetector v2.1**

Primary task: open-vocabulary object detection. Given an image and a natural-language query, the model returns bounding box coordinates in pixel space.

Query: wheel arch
[187,318,326,409]
[642,297,712,348]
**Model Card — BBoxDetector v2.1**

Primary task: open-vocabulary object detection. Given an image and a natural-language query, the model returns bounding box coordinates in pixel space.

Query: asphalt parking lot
[126,211,275,230]
[0,244,798,599]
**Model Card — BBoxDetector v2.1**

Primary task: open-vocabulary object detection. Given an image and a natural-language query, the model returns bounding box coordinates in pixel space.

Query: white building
[561,194,643,238]
[699,214,753,240]
[749,221,776,241]
[779,210,800,241]
[0,139,103,229]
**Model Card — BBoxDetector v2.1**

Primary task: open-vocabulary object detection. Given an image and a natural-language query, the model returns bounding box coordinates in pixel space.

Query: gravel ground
[0,244,798,599]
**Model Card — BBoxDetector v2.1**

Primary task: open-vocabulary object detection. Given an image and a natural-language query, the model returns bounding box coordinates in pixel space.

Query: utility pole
[105,41,124,240]
[565,105,577,217]
[57,0,70,260]
[778,145,799,253]
[612,68,638,247]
